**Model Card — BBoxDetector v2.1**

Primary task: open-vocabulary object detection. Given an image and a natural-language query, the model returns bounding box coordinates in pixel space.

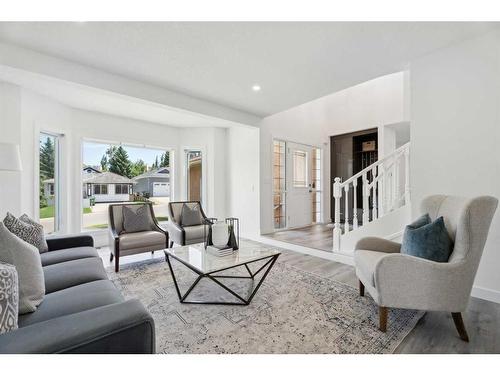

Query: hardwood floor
[262,224,333,251]
[99,241,500,354]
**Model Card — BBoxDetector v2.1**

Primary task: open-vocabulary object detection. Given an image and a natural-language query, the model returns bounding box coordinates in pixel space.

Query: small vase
[212,221,229,247]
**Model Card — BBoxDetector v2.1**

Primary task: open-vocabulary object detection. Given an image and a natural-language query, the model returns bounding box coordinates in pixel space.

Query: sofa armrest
[46,234,94,251]
[374,254,469,311]
[166,220,184,245]
[0,299,155,354]
[355,237,401,253]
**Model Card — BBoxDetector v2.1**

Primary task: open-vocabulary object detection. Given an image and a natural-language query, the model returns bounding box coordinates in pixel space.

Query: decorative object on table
[211,221,229,247]
[0,262,18,334]
[225,217,240,250]
[361,140,376,151]
[203,217,239,252]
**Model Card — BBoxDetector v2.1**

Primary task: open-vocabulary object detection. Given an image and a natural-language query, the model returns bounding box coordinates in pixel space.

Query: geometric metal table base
[165,252,280,306]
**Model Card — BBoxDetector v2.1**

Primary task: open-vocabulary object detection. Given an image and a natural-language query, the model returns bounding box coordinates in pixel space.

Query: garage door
[153,182,169,197]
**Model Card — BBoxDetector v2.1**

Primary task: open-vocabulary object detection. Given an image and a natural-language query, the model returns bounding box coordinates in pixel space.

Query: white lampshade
[0,143,22,171]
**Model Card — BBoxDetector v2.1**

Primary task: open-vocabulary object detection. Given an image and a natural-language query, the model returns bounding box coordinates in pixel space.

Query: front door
[286,142,314,228]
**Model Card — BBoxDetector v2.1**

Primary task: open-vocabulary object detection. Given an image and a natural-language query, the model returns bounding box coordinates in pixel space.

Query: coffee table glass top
[165,243,280,274]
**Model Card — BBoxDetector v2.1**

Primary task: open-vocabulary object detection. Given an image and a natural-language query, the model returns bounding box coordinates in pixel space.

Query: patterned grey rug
[107,254,423,354]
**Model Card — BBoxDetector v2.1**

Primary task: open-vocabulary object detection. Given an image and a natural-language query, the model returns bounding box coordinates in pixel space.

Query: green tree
[100,155,108,171]
[108,145,132,178]
[160,151,170,167]
[130,159,147,177]
[40,137,55,180]
[152,156,159,169]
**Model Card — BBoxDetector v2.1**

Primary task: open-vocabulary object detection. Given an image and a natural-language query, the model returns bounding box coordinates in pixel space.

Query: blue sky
[83,141,167,168]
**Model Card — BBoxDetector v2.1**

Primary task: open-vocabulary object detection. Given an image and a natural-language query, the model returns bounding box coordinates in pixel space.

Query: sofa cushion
[354,250,389,287]
[18,280,124,327]
[0,223,45,314]
[180,203,203,227]
[401,216,453,262]
[40,246,99,267]
[3,212,48,253]
[183,225,205,242]
[122,205,151,234]
[0,262,18,334]
[43,257,108,294]
[119,231,165,251]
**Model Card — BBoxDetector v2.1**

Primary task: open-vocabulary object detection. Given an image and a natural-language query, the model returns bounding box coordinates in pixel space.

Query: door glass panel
[312,148,322,223]
[273,140,286,229]
[186,150,202,202]
[293,150,308,187]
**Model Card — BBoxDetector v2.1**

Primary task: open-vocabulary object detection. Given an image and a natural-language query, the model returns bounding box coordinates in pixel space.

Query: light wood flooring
[262,224,333,251]
[99,241,500,354]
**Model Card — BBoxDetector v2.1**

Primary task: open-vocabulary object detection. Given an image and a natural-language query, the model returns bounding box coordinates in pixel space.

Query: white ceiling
[0,22,498,117]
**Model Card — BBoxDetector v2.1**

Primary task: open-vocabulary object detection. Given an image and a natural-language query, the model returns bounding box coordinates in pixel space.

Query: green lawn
[40,206,92,219]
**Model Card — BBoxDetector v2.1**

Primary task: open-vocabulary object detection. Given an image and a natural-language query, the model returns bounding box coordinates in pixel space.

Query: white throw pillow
[0,222,45,314]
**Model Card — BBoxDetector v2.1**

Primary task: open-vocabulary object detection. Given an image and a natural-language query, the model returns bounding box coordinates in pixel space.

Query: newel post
[333,177,342,252]
[404,147,410,205]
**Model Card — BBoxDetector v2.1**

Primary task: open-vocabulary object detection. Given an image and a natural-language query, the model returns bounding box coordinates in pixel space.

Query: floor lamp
[0,142,23,216]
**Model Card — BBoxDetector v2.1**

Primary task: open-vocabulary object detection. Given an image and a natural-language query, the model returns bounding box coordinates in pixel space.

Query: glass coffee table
[164,243,280,305]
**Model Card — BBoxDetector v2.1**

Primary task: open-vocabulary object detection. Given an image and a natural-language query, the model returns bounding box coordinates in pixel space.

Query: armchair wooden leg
[169,240,174,248]
[114,256,120,272]
[451,312,470,342]
[151,251,155,254]
[379,306,388,332]
[109,252,114,262]
[359,280,365,297]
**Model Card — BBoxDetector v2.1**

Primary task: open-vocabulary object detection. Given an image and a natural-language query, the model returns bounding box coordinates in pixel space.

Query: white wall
[259,72,409,234]
[411,30,500,302]
[226,126,260,239]
[0,82,22,217]
[0,86,228,236]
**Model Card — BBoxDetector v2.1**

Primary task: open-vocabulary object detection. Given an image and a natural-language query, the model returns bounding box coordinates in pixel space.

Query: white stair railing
[332,142,410,252]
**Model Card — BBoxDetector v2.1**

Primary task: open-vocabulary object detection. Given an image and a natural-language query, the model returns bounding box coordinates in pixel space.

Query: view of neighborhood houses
[39,139,171,233]
[80,141,171,231]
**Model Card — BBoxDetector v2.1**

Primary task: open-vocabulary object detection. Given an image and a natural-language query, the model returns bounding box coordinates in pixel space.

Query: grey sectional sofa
[0,234,155,354]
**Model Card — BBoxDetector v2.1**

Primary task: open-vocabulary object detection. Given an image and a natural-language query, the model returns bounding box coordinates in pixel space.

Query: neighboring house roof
[83,171,136,184]
[83,166,102,174]
[133,167,170,181]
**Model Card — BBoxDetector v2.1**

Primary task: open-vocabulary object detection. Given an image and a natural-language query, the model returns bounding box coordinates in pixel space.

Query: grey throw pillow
[180,203,203,227]
[0,262,19,334]
[401,214,453,262]
[0,222,45,314]
[3,212,48,253]
[122,205,151,234]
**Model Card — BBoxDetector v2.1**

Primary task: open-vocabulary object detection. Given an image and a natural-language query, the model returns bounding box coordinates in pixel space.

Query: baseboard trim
[471,286,500,304]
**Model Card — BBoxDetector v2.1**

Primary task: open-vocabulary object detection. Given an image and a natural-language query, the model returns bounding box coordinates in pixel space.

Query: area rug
[107,253,423,354]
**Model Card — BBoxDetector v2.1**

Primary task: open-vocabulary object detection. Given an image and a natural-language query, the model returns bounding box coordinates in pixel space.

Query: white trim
[385,230,404,240]
[471,286,500,304]
[255,235,354,266]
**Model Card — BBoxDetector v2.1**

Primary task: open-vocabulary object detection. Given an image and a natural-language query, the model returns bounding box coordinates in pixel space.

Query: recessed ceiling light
[252,85,261,92]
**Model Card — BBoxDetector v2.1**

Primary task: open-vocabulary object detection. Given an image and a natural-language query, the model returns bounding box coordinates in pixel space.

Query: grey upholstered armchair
[109,202,168,272]
[166,201,210,247]
[354,195,498,341]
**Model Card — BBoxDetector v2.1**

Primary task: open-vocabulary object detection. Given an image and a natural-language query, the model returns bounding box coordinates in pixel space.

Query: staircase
[332,142,410,252]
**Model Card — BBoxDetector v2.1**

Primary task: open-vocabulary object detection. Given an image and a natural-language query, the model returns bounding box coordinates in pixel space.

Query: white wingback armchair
[354,195,498,341]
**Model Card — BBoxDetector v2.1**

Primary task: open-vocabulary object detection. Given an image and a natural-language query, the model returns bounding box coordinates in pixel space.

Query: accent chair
[354,195,498,341]
[109,202,168,272]
[166,201,210,247]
